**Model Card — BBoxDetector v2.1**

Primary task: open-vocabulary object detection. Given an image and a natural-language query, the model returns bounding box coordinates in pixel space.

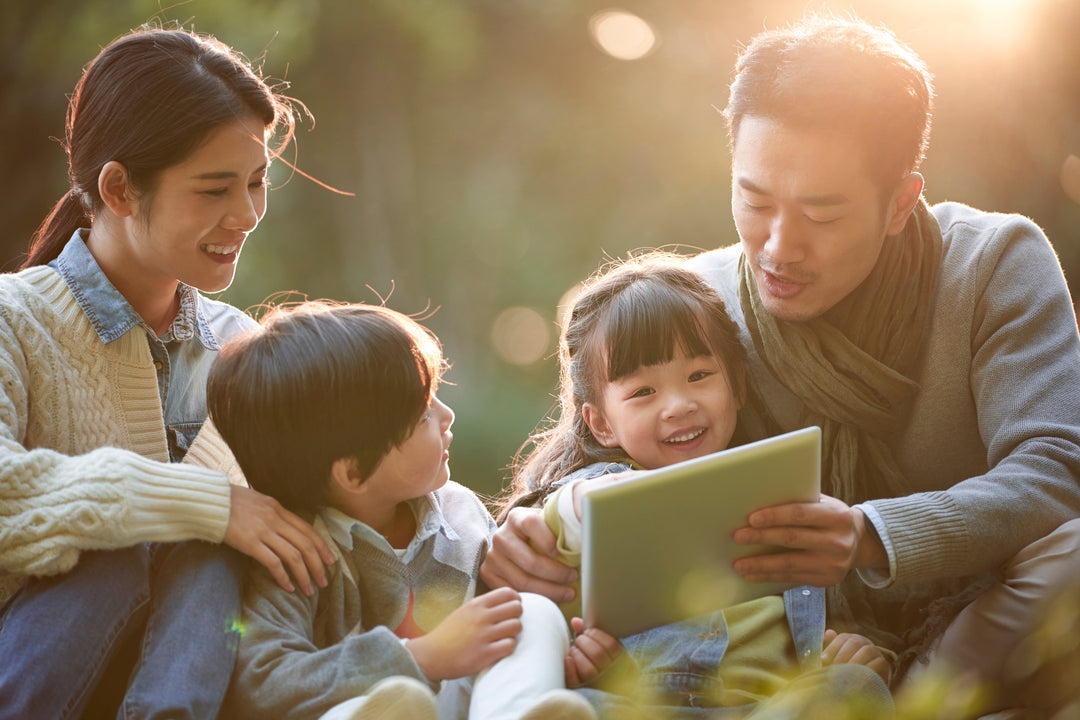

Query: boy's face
[730,116,912,322]
[583,347,740,470]
[363,394,455,504]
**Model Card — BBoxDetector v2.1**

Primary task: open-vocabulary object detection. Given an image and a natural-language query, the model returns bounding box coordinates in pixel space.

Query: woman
[0,26,333,719]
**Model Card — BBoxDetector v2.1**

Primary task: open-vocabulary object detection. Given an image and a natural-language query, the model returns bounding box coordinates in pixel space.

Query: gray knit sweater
[689,201,1080,612]
[222,482,496,720]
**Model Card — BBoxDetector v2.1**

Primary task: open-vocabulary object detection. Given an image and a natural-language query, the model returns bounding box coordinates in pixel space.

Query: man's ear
[97,160,136,218]
[582,402,620,449]
[885,172,924,236]
[329,457,366,494]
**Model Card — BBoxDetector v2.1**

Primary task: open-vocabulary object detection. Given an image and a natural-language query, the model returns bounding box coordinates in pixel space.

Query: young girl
[0,26,331,719]
[496,252,894,718]
[207,301,607,720]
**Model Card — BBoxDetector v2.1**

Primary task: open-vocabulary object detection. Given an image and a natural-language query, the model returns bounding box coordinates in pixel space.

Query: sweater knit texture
[689,201,1080,659]
[0,265,239,604]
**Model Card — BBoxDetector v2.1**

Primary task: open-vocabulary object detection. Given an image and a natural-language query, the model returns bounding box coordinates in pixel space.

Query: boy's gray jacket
[220,480,495,720]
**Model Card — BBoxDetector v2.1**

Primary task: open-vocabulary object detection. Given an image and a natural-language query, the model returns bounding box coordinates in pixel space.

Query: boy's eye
[201,188,228,197]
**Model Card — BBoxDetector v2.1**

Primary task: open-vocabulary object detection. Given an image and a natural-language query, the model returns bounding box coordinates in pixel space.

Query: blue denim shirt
[50,230,255,462]
[558,462,826,706]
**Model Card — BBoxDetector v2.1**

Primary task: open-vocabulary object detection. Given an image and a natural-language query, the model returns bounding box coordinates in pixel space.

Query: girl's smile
[583,348,741,470]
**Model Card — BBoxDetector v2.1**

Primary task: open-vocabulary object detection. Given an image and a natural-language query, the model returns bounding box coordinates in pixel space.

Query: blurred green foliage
[5,0,1079,498]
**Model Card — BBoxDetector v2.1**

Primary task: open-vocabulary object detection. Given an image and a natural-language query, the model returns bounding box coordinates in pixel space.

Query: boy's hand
[406,587,523,681]
[481,507,578,603]
[822,629,891,685]
[564,617,624,687]
[224,485,335,595]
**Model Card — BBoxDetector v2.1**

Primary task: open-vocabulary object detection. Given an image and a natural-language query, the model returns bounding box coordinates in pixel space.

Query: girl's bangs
[601,281,713,381]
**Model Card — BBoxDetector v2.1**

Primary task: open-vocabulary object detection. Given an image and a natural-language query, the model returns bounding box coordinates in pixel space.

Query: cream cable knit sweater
[0,265,233,604]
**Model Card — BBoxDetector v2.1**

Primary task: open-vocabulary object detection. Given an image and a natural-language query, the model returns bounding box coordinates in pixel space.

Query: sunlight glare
[589,9,657,61]
[491,306,552,366]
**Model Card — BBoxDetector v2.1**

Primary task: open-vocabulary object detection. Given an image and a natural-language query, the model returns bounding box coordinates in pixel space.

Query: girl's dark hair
[23,26,296,268]
[497,252,746,521]
[207,302,446,516]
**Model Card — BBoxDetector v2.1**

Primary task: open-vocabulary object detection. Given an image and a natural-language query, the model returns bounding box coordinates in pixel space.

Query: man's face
[730,116,907,322]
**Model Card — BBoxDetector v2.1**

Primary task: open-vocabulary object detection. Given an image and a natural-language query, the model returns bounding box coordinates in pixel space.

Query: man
[481,14,1080,717]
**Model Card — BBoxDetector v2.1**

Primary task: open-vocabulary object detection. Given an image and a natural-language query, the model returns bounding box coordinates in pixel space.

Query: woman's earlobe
[97,161,135,217]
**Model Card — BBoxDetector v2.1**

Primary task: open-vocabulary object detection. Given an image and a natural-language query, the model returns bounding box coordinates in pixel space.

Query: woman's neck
[85,224,181,336]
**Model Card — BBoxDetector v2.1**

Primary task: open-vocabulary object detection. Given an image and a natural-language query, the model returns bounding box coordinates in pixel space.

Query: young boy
[203,301,603,720]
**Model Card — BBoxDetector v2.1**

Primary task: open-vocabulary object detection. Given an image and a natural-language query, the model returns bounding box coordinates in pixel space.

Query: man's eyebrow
[736,176,848,206]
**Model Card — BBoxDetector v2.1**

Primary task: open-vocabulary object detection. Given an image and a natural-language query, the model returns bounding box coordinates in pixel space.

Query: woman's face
[123,114,270,294]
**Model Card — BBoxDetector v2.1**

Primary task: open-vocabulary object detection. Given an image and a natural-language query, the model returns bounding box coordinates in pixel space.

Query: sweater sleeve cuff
[542,485,582,566]
[183,418,248,487]
[864,492,969,585]
[853,502,896,588]
[122,452,232,543]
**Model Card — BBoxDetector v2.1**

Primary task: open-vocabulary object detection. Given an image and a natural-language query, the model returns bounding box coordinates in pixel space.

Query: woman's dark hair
[207,302,447,516]
[23,25,296,268]
[497,252,747,521]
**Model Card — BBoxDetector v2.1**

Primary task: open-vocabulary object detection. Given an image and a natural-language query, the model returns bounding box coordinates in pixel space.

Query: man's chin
[758,293,822,323]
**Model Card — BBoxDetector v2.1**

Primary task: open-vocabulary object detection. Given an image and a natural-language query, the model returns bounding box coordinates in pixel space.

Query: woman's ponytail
[22,191,90,269]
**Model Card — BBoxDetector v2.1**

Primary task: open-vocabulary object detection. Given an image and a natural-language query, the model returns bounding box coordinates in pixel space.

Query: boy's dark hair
[723,13,933,190]
[207,301,445,515]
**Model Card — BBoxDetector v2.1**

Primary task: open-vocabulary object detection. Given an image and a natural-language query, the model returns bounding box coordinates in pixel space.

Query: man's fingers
[733,550,848,586]
[506,508,559,556]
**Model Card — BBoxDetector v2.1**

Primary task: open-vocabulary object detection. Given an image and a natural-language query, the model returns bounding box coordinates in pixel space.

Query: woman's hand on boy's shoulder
[481,507,578,604]
[224,485,336,596]
[822,629,891,685]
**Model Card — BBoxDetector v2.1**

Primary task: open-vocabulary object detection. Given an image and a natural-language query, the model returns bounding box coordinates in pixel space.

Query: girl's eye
[630,387,654,399]
[806,215,840,225]
[689,370,713,382]
[201,188,229,197]
[250,177,269,190]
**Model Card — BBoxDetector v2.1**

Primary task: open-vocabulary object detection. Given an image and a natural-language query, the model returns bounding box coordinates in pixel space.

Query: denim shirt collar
[51,229,222,350]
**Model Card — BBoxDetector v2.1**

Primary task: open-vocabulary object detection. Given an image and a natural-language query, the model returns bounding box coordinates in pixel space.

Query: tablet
[581,426,821,638]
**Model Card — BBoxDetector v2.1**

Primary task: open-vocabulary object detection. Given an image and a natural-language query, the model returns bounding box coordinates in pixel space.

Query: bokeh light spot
[589,10,657,61]
[1061,154,1080,205]
[491,306,552,366]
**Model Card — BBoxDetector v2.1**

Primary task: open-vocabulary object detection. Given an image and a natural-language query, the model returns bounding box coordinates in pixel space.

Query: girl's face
[121,114,270,294]
[583,347,740,470]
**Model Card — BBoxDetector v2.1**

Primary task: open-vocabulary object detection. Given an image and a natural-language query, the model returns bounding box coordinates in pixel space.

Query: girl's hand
[406,587,524,681]
[480,507,578,603]
[224,485,335,595]
[822,629,891,685]
[564,617,624,688]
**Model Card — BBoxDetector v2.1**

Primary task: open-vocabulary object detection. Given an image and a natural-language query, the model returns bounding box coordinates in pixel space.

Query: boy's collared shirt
[50,230,253,461]
[321,496,463,566]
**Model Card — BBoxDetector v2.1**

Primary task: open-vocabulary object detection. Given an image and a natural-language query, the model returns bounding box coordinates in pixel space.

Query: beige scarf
[738,198,942,506]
